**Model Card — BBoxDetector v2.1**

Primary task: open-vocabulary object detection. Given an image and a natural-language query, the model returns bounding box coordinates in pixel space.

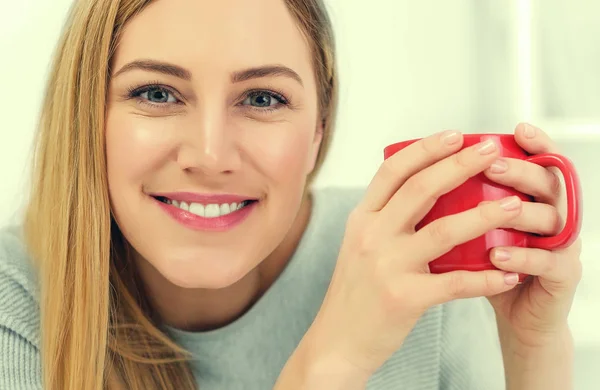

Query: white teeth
[204,204,220,218]
[220,203,231,215]
[188,203,205,217]
[169,199,251,218]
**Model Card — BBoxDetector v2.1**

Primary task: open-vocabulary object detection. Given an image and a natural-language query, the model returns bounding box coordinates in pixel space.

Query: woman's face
[106,0,322,289]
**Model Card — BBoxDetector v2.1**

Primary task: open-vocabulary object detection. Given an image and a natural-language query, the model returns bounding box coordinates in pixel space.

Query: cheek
[106,111,179,185]
[238,119,316,185]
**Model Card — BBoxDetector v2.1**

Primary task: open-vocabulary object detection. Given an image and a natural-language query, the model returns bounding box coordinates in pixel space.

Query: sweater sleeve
[0,227,42,389]
[439,297,506,390]
[0,327,42,389]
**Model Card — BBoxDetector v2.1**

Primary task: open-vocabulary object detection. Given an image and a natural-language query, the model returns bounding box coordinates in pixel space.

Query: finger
[514,123,561,154]
[490,246,582,291]
[496,201,562,235]
[421,270,519,306]
[484,157,562,204]
[409,196,523,266]
[359,130,464,213]
[382,139,501,228]
[513,122,569,220]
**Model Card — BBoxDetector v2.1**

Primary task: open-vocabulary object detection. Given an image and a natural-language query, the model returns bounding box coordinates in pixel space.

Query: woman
[0,0,582,389]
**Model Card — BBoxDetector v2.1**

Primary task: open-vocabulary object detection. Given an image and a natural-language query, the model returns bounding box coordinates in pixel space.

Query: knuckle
[380,151,411,179]
[521,249,534,270]
[419,136,439,155]
[548,206,563,234]
[452,149,471,169]
[345,212,364,238]
[483,272,498,293]
[381,283,403,308]
[354,230,379,257]
[478,202,500,224]
[447,272,467,298]
[381,285,423,318]
[548,171,562,198]
[477,203,493,223]
[427,219,454,248]
[403,176,436,202]
[346,211,377,251]
[378,276,428,316]
[380,157,399,178]
[347,208,366,227]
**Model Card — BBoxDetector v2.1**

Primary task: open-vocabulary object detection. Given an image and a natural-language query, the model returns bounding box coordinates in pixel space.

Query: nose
[176,110,241,175]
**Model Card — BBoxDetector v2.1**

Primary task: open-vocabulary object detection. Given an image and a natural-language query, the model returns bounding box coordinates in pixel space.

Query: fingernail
[504,273,519,285]
[494,249,511,261]
[441,130,461,145]
[523,124,537,138]
[477,139,497,155]
[489,158,508,174]
[500,196,521,211]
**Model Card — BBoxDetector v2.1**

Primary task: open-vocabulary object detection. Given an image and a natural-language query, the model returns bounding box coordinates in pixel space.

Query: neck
[135,192,313,332]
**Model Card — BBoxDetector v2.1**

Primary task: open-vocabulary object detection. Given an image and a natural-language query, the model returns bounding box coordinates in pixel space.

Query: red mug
[383,133,583,274]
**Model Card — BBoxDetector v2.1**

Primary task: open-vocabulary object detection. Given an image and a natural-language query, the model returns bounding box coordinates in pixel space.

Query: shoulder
[0,225,40,348]
[0,226,42,388]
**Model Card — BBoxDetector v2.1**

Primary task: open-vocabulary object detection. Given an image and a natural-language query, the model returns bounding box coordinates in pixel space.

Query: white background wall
[1,0,599,387]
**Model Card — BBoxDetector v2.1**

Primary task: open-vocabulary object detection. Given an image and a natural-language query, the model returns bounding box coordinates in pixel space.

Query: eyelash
[125,82,291,113]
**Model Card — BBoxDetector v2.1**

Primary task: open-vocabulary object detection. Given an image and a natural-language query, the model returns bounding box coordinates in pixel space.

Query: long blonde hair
[23,0,337,388]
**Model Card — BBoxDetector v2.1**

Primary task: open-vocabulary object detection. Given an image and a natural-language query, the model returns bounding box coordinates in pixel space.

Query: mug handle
[525,153,583,250]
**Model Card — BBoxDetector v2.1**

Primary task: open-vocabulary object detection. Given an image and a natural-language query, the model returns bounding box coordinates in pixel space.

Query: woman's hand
[484,123,582,348]
[283,130,524,386]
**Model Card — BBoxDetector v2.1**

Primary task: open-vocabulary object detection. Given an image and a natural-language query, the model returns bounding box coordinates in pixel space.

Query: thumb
[427,270,519,305]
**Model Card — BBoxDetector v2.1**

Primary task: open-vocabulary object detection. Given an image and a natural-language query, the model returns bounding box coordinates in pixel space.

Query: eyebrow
[113,59,192,80]
[231,65,303,87]
[112,60,303,87]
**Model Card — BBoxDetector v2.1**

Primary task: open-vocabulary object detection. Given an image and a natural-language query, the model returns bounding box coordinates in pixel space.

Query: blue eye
[138,86,178,104]
[242,91,287,109]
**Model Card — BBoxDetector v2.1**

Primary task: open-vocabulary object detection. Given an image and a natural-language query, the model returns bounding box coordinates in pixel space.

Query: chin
[155,254,254,290]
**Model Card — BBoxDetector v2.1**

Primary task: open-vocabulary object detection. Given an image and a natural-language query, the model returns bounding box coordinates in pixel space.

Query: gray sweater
[0,187,505,389]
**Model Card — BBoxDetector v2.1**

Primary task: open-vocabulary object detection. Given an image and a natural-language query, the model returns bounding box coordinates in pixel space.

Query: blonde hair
[23,0,337,389]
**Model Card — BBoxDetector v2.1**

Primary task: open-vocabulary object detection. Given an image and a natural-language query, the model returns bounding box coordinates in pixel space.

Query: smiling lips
[151,192,259,231]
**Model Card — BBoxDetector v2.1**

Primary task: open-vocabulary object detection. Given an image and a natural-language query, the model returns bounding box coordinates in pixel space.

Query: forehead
[112,0,314,80]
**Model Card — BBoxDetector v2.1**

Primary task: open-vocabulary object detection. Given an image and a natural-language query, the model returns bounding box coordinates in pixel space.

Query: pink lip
[153,196,257,232]
[150,192,257,204]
